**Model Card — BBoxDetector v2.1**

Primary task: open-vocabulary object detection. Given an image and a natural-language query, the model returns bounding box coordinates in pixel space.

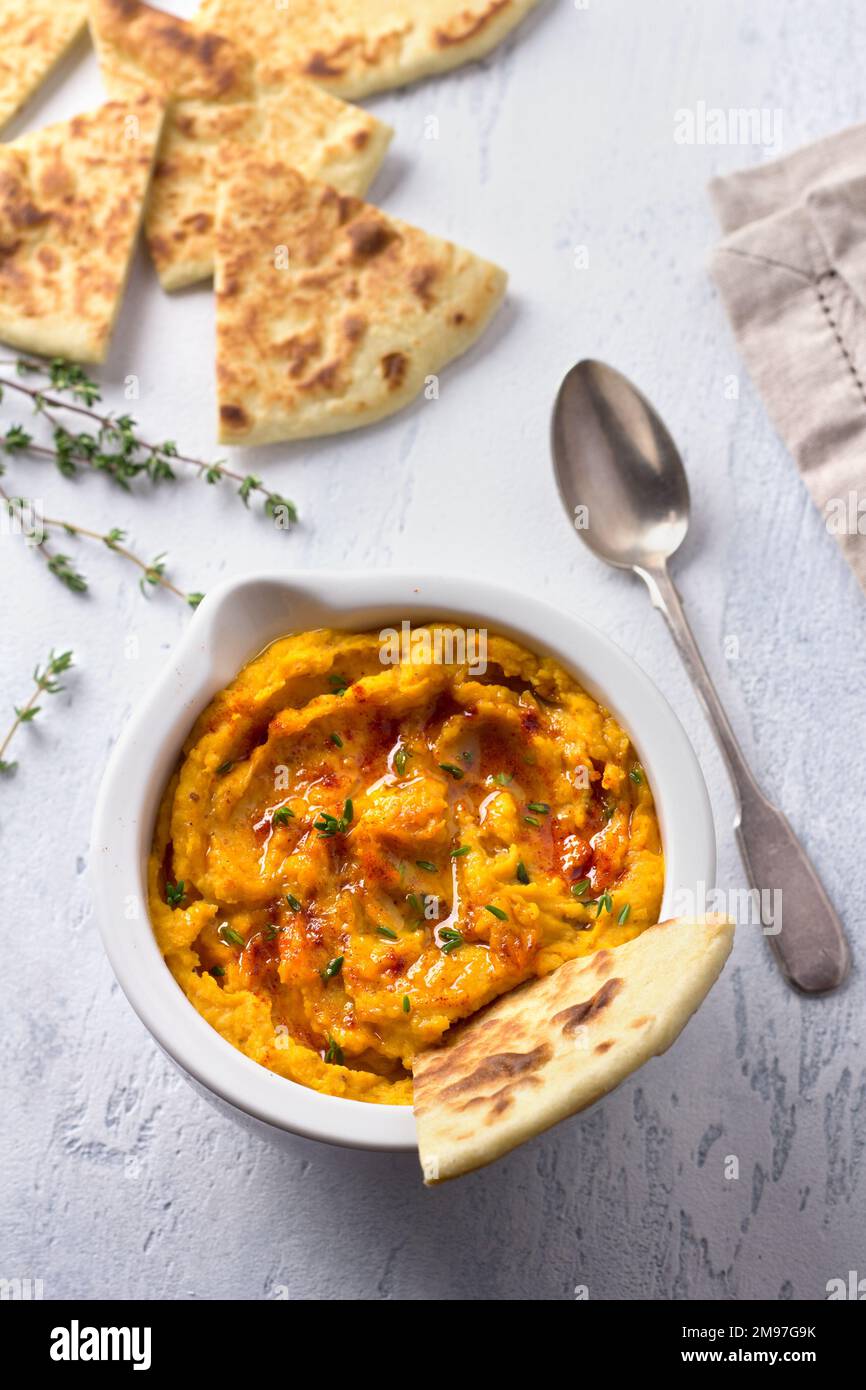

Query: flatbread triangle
[0,1,88,134]
[412,914,735,1183]
[89,0,392,290]
[0,94,164,363]
[214,151,507,445]
[198,0,543,100]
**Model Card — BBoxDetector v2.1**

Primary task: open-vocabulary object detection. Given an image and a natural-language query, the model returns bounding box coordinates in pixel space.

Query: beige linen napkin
[709,126,866,591]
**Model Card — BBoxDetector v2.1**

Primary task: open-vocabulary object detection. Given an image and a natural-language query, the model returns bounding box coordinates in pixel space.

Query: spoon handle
[638,562,849,994]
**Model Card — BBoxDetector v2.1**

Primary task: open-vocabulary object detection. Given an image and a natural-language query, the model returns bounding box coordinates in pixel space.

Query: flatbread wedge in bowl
[414,914,734,1183]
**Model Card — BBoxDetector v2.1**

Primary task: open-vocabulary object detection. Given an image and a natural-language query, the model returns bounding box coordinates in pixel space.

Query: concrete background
[2,0,865,1300]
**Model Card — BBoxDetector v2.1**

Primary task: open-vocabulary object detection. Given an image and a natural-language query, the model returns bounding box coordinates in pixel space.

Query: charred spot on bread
[553,978,624,1036]
[441,1044,553,1100]
[435,0,512,48]
[346,218,395,260]
[381,352,408,388]
[305,51,346,79]
[409,263,438,308]
[219,403,249,429]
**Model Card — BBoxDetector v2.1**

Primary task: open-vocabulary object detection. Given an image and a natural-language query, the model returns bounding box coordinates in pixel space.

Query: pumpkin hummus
[148,627,664,1105]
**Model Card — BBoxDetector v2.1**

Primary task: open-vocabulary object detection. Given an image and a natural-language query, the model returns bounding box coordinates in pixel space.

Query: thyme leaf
[0,649,73,776]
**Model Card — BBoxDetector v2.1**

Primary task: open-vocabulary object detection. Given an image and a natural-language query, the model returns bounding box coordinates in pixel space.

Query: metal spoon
[551,358,849,994]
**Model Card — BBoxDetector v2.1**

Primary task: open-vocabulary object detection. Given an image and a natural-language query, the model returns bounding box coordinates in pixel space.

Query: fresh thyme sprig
[438,926,464,954]
[0,356,298,526]
[0,649,73,776]
[314,799,354,838]
[1,487,203,607]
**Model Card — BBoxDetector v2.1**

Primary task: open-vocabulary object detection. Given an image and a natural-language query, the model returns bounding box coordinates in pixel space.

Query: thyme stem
[0,686,39,769]
[0,649,74,775]
[0,484,203,607]
[0,357,297,523]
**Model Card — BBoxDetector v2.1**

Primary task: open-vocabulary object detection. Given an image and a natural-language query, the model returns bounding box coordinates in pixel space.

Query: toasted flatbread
[0,95,164,363]
[0,1,88,134]
[413,915,735,1183]
[89,0,255,104]
[90,0,391,290]
[147,89,390,291]
[214,151,507,445]
[198,0,543,99]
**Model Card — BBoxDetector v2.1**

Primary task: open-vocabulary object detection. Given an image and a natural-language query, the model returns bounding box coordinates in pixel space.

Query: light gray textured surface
[2,0,864,1301]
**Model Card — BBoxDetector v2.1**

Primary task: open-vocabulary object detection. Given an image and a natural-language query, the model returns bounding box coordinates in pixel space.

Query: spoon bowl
[552,359,690,569]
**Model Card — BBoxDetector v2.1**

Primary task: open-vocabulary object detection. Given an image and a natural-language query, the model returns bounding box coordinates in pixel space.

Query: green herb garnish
[394,746,410,776]
[402,995,411,1013]
[210,965,225,978]
[438,927,464,954]
[527,801,550,814]
[218,922,245,948]
[315,799,353,837]
[328,674,349,695]
[0,648,74,775]
[524,814,540,827]
[493,772,513,786]
[324,1036,344,1065]
[329,732,343,748]
[415,860,437,873]
[376,925,399,940]
[216,760,233,776]
[617,903,631,925]
[0,489,210,603]
[571,879,590,898]
[484,904,507,921]
[516,861,530,885]
[321,955,344,981]
[629,768,643,785]
[273,806,294,825]
[45,551,87,593]
[594,892,613,917]
[439,762,464,780]
[165,880,185,908]
[0,356,297,527]
[285,893,302,912]
[450,844,470,857]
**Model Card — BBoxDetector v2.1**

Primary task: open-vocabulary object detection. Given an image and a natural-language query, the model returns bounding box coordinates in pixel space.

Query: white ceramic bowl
[91,571,715,1153]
